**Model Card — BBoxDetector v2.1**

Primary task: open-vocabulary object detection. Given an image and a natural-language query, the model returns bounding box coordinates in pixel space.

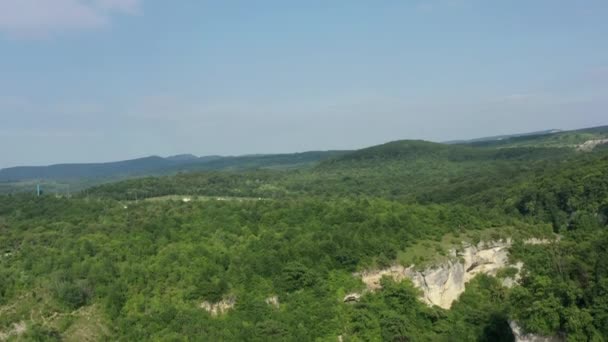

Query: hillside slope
[465,125,608,149]
[0,156,178,182]
[2,135,608,340]
[85,139,579,202]
[0,151,348,194]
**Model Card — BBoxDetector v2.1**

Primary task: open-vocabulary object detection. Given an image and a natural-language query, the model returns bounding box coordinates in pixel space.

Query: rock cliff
[358,239,525,309]
[404,240,513,308]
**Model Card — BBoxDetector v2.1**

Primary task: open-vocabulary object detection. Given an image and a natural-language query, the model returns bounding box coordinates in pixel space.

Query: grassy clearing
[0,288,109,341]
[61,305,110,342]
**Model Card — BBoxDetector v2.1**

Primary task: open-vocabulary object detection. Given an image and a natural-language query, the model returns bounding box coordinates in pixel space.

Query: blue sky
[1,0,607,167]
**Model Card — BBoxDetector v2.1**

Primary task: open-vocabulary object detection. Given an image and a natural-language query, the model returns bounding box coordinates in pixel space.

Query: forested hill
[3,125,607,195]
[463,125,608,149]
[0,156,181,182]
[84,138,597,204]
[0,151,346,182]
[0,151,347,193]
[2,128,608,340]
[316,140,572,167]
[2,138,608,340]
[444,129,562,144]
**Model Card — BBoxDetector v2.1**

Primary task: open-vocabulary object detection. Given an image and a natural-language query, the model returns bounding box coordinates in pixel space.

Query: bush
[53,280,92,309]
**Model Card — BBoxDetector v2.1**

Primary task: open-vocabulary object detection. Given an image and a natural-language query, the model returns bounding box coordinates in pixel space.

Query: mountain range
[1,125,607,193]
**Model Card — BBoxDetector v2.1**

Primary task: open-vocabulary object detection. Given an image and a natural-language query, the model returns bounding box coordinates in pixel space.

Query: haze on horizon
[1,0,607,168]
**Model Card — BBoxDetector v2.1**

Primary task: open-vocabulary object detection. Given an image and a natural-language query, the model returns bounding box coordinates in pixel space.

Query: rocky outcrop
[200,297,235,316]
[356,238,558,309]
[509,321,565,342]
[404,240,512,309]
[356,238,559,309]
[577,139,608,152]
[358,265,408,291]
[343,293,362,303]
[265,296,280,309]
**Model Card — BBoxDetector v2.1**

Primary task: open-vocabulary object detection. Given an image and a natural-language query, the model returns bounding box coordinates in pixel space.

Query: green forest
[2,137,608,341]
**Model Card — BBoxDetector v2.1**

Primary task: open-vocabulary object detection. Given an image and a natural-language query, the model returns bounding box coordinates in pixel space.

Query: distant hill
[327,140,451,162]
[0,156,177,182]
[444,129,562,145]
[3,124,608,195]
[461,126,608,149]
[317,139,571,171]
[0,151,348,187]
[164,154,203,162]
[85,138,581,202]
[81,124,607,202]
[335,125,608,167]
[185,151,349,171]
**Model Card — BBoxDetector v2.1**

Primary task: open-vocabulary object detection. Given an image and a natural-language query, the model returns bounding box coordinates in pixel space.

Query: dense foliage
[1,138,608,341]
[86,141,575,203]
[0,152,346,195]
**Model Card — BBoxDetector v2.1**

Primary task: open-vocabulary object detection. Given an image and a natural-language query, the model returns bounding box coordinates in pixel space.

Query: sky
[0,0,607,167]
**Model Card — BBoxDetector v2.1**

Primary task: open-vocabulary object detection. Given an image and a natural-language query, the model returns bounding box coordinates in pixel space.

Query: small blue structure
[36,184,42,197]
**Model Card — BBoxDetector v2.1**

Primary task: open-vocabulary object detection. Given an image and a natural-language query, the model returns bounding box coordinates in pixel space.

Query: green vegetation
[84,141,577,203]
[0,152,347,195]
[466,125,608,149]
[1,131,608,340]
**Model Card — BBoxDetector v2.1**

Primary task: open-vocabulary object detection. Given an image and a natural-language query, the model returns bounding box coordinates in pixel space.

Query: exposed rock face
[577,139,608,152]
[358,265,408,291]
[405,240,512,309]
[356,238,558,309]
[200,297,235,316]
[405,259,465,309]
[509,321,565,342]
[265,296,280,309]
[343,293,362,303]
[357,239,546,309]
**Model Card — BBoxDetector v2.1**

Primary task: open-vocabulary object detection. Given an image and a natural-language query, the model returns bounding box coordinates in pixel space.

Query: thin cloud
[0,0,142,39]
